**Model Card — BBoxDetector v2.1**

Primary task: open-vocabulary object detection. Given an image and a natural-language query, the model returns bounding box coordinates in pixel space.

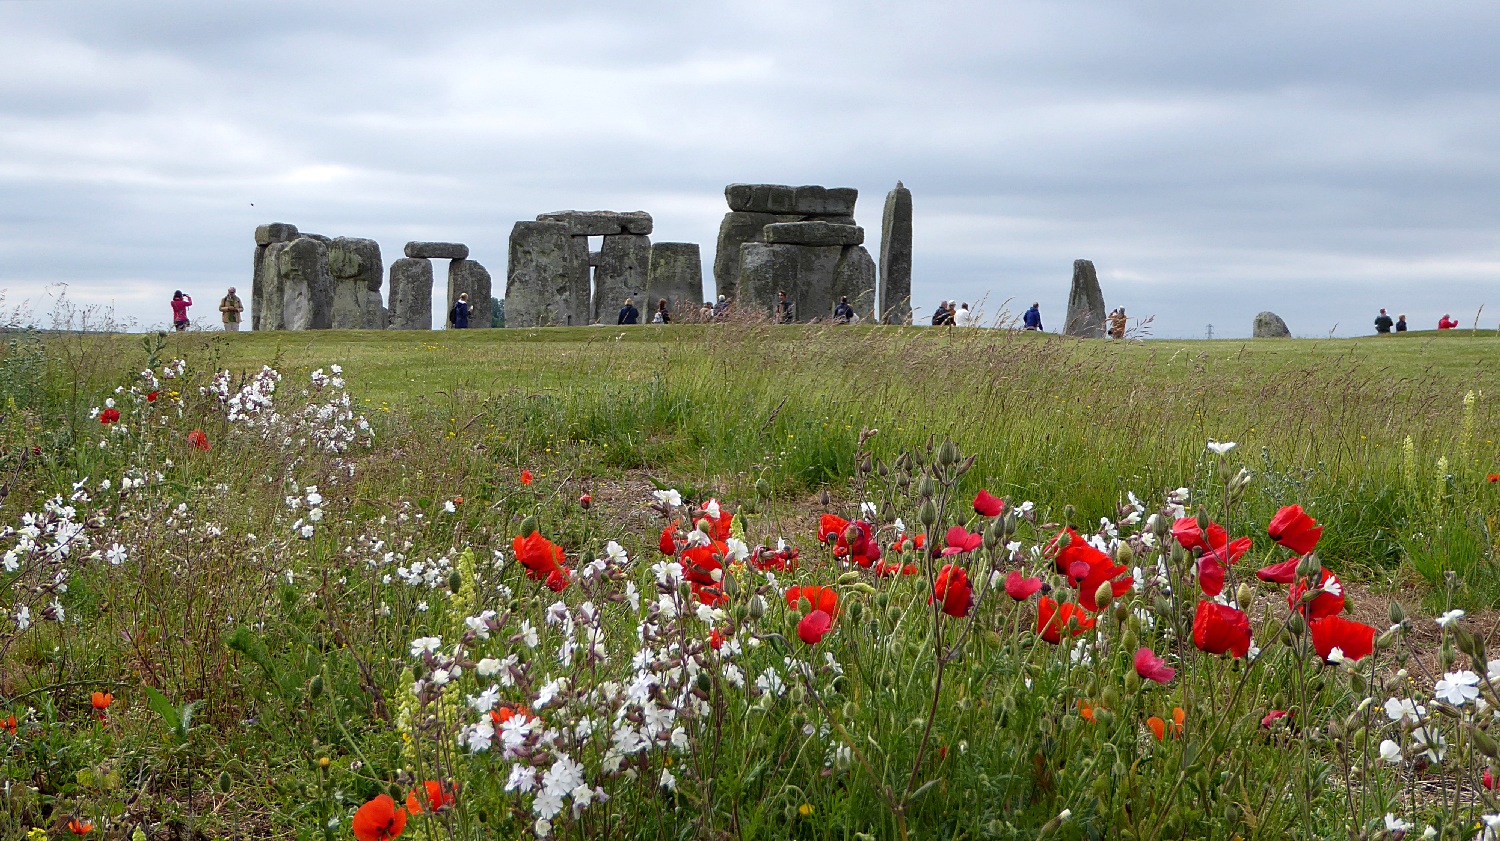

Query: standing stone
[258,242,291,331]
[328,237,382,330]
[879,182,913,325]
[279,237,334,331]
[405,242,470,260]
[592,234,652,323]
[645,243,703,317]
[388,257,434,330]
[254,222,299,246]
[1253,311,1291,338]
[1064,259,1106,338]
[713,211,812,298]
[506,221,584,328]
[536,211,653,236]
[567,236,592,325]
[252,223,299,331]
[447,259,493,329]
[831,246,878,321]
[736,243,842,322]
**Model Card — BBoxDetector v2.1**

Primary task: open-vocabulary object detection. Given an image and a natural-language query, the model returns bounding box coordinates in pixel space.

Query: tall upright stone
[592,234,652,323]
[715,212,786,298]
[447,259,493,328]
[388,258,434,330]
[737,243,842,322]
[506,221,585,328]
[645,243,703,316]
[253,222,299,331]
[832,246,878,321]
[878,182,913,325]
[328,237,382,330]
[1064,259,1106,338]
[278,237,334,331]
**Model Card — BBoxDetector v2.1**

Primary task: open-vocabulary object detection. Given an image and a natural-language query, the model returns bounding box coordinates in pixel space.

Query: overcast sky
[3,1,1498,337]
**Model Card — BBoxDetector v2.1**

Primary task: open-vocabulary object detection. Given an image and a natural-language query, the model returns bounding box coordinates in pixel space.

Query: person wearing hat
[219,287,243,332]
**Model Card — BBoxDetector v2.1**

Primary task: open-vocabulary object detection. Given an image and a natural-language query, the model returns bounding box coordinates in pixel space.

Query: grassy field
[3,324,1500,840]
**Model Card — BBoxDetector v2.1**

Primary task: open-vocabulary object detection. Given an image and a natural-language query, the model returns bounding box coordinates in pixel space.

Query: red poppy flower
[873,560,918,577]
[1308,615,1376,663]
[698,499,733,541]
[1078,699,1096,722]
[353,794,408,841]
[519,469,534,485]
[785,585,839,618]
[681,542,727,587]
[68,818,95,835]
[689,582,726,607]
[2,714,15,734]
[1486,768,1499,789]
[973,489,1004,517]
[1191,601,1252,658]
[1147,707,1185,741]
[1196,554,1227,597]
[187,429,210,451]
[1004,571,1043,601]
[1036,596,1095,643]
[98,408,120,425]
[1255,557,1299,583]
[1288,569,1344,620]
[512,532,569,586]
[818,513,849,544]
[941,526,982,557]
[930,564,975,617]
[1490,474,1500,484]
[578,493,591,509]
[1267,504,1322,555]
[1047,529,1131,610]
[406,780,453,814]
[91,691,113,711]
[489,705,531,726]
[146,390,159,402]
[891,533,926,553]
[1171,517,1227,553]
[544,568,571,592]
[751,544,798,572]
[797,610,834,645]
[708,629,725,651]
[833,520,881,566]
[1134,647,1176,684]
[658,525,679,556]
[1260,710,1290,728]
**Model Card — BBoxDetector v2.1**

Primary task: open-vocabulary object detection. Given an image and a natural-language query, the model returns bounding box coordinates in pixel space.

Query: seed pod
[1114,542,1135,566]
[918,499,939,527]
[755,478,772,500]
[748,596,767,619]
[519,515,538,537]
[1093,582,1114,611]
[917,475,936,498]
[1286,612,1305,637]
[723,574,740,597]
[1474,727,1500,760]
[937,439,959,466]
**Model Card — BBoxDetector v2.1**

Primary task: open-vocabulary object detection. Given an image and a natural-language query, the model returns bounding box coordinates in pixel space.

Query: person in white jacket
[953,303,973,327]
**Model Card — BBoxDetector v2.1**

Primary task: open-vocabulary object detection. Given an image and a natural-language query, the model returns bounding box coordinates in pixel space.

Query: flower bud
[1113,601,1130,626]
[578,493,591,509]
[519,516,538,537]
[918,499,939,527]
[917,475,936,498]
[1195,506,1211,534]
[696,672,712,694]
[1471,725,1500,760]
[820,488,831,506]
[723,574,740,596]
[1389,601,1405,626]
[318,756,331,770]
[937,439,959,466]
[984,519,1003,549]
[1236,583,1254,608]
[1114,542,1135,566]
[1376,628,1399,650]
[799,596,813,614]
[1296,553,1321,579]
[1063,504,1077,527]
[1152,514,1171,541]
[756,478,772,500]
[1101,686,1121,709]
[848,601,864,623]
[1093,582,1114,611]
[309,674,324,700]
[748,595,767,619]
[1286,612,1305,637]
[219,771,232,794]
[697,518,713,536]
[448,570,463,594]
[1121,629,1138,653]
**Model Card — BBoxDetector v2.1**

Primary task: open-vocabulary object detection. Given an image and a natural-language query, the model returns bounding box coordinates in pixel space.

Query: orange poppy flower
[352,794,408,841]
[406,780,453,814]
[1147,707,1186,741]
[91,692,113,711]
[1078,699,1096,722]
[187,429,211,451]
[2,714,16,734]
[68,818,95,835]
[520,469,534,485]
[489,705,531,726]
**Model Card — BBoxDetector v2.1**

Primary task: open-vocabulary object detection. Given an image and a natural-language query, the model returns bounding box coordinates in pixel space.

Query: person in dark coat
[1374,309,1394,334]
[618,297,640,325]
[1022,302,1043,331]
[833,297,855,324]
[451,293,471,328]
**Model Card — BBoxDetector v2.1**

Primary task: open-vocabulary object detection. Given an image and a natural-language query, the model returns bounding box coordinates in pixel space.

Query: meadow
[3,322,1500,840]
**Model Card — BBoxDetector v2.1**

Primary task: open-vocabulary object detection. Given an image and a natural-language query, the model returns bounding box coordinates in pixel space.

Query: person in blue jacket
[1022,302,1043,331]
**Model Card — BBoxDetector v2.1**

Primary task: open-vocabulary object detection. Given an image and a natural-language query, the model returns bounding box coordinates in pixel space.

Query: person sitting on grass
[652,299,671,324]
[1395,314,1408,332]
[833,297,856,324]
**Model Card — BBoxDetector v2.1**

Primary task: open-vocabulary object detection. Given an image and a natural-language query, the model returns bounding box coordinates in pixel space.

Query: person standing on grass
[170,290,192,331]
[1374,308,1394,334]
[450,293,471,328]
[219,287,243,332]
[1396,314,1408,332]
[652,298,671,324]
[1108,307,1127,339]
[1439,313,1459,329]
[833,296,855,324]
[1022,301,1043,331]
[618,296,639,325]
[776,291,795,323]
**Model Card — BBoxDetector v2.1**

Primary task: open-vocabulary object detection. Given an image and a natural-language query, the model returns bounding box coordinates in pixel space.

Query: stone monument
[878,182,913,325]
[645,243,704,317]
[1253,311,1291,338]
[1064,259,1106,338]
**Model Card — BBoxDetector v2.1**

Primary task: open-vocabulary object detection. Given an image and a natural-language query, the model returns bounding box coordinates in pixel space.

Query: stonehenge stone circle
[725,184,858,217]
[645,243,703,316]
[1253,311,1292,338]
[387,258,434,330]
[831,246,878,319]
[1064,259,1106,338]
[252,222,299,331]
[592,234,652,323]
[405,242,470,260]
[879,182,913,325]
[447,259,493,328]
[736,242,843,321]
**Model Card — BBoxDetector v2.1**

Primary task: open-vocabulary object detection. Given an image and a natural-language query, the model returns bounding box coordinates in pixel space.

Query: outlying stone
[879,182,913,325]
[725,184,858,217]
[448,259,493,328]
[405,242,469,260]
[645,243,703,317]
[506,221,589,327]
[279,237,334,331]
[387,258,433,330]
[536,211,653,237]
[762,221,864,247]
[592,234,652,323]
[1064,259,1106,338]
[1253,311,1291,338]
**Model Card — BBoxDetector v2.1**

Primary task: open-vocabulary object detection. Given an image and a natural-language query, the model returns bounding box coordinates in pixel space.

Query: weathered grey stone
[301,233,332,244]
[328,238,382,330]
[448,259,493,329]
[279,237,334,331]
[257,241,290,331]
[1253,311,1291,338]
[506,221,588,328]
[254,222,299,246]
[763,222,864,247]
[405,241,469,260]
[713,211,801,297]
[725,184,858,216]
[592,234,652,323]
[366,290,388,331]
[536,211,653,236]
[878,182,913,325]
[736,243,842,322]
[588,251,602,267]
[645,243,703,317]
[252,244,268,331]
[831,246,878,321]
[387,257,434,330]
[1064,259,1106,338]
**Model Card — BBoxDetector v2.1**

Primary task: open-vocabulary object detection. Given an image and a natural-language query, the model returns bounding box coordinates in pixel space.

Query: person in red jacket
[170,290,192,331]
[1438,313,1459,330]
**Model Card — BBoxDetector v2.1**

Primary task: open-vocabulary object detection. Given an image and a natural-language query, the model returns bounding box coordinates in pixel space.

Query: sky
[3,1,1499,338]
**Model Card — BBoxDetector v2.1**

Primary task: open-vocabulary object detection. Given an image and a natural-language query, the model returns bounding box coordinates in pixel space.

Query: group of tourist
[1374,308,1461,334]
[616,297,674,324]
[167,288,245,332]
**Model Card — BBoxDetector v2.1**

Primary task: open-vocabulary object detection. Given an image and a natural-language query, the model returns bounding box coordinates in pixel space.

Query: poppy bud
[848,601,864,623]
[1101,686,1120,708]
[937,439,958,466]
[448,570,463,593]
[886,606,902,623]
[1063,504,1076,526]
[1296,553,1321,579]
[799,596,813,614]
[1121,630,1137,653]
[917,475,935,498]
[1236,583,1254,608]
[389,782,405,801]
[820,488,831,506]
[579,493,591,509]
[1286,612,1305,637]
[1195,506,1211,534]
[918,499,938,527]
[748,596,767,619]
[1125,672,1140,692]
[876,592,889,608]
[519,516,538,537]
[697,519,713,536]
[787,612,801,629]
[851,583,877,596]
[984,520,1003,549]
[310,674,324,700]
[1169,543,1186,564]
[1093,582,1114,611]
[1389,601,1405,626]
[733,605,748,622]
[1114,542,1134,565]
[790,709,807,728]
[219,771,232,793]
[1441,643,1456,669]
[1224,804,1240,825]
[837,570,862,585]
[1153,596,1172,618]
[696,672,712,694]
[831,675,847,693]
[756,478,772,499]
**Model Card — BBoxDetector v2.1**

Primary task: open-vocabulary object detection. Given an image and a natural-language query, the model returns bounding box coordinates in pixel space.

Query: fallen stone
[506,221,588,327]
[592,234,652,323]
[328,237,383,330]
[736,242,842,321]
[387,258,434,330]
[448,259,493,328]
[405,241,469,260]
[1064,259,1106,338]
[254,222,299,246]
[878,182,913,325]
[724,184,858,217]
[536,211,653,236]
[279,237,334,330]
[831,246,878,320]
[645,243,703,317]
[762,221,864,247]
[1253,311,1291,338]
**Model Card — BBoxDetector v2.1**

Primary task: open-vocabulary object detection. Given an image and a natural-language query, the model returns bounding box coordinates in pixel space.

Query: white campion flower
[624,581,640,612]
[1384,814,1412,833]
[443,500,456,514]
[105,543,128,566]
[1436,609,1466,628]
[306,490,323,506]
[299,524,315,539]
[605,541,628,565]
[476,658,503,677]
[409,636,443,658]
[505,765,538,793]
[1378,739,1404,763]
[469,685,501,712]
[430,668,451,686]
[1385,697,1425,722]
[1326,647,1349,666]
[652,561,684,587]
[519,620,539,649]
[659,768,677,791]
[705,499,722,519]
[1434,670,1482,706]
[1206,441,1236,455]
[1412,727,1446,762]
[725,537,750,563]
[755,668,786,697]
[653,489,683,508]
[860,501,877,519]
